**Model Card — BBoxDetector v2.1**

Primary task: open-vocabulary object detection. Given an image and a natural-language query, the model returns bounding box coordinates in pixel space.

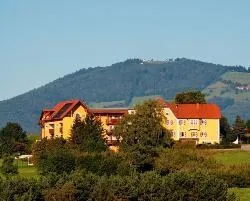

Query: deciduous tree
[175,90,206,104]
[115,100,171,172]
[0,122,28,156]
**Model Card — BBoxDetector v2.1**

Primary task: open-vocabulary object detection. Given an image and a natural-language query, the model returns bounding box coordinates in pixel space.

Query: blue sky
[0,0,249,101]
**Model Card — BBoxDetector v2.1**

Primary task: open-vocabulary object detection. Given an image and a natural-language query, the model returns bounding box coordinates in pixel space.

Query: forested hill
[0,58,249,132]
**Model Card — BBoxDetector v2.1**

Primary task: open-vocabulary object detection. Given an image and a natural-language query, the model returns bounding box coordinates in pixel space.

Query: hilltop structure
[39,99,221,146]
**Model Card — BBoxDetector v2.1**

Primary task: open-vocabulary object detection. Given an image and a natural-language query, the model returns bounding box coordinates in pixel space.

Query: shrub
[1,156,18,175]
[0,177,43,200]
[154,148,217,175]
[76,152,132,176]
[37,150,76,174]
[32,138,69,165]
[44,182,77,201]
[173,140,197,149]
[214,164,250,188]
[90,172,236,201]
[197,143,241,149]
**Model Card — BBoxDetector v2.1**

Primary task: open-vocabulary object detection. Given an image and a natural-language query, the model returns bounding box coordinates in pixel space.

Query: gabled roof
[39,99,89,124]
[166,103,221,119]
[90,108,128,114]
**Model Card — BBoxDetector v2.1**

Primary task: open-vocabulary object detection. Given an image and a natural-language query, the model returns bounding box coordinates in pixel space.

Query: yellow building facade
[39,99,221,146]
[163,104,221,144]
[40,100,89,139]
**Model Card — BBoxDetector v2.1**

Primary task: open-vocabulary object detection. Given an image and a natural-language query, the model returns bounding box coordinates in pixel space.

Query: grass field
[213,150,250,165]
[213,150,250,200]
[0,158,39,178]
[230,188,250,201]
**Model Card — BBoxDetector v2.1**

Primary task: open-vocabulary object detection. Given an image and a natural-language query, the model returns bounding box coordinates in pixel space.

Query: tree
[32,138,75,174]
[233,116,247,143]
[1,156,18,175]
[0,122,28,156]
[245,119,250,130]
[70,115,84,146]
[175,90,206,104]
[115,100,171,172]
[70,114,107,152]
[220,116,237,144]
[116,100,170,149]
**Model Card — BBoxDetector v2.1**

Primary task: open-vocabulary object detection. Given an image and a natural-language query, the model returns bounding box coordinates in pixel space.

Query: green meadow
[214,150,250,165]
[0,158,38,178]
[213,150,250,200]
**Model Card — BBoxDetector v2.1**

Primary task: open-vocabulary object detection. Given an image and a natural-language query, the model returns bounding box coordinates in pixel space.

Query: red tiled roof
[90,108,128,114]
[40,99,89,123]
[166,103,221,119]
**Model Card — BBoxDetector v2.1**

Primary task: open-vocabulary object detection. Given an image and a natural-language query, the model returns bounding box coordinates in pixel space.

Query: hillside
[203,71,250,122]
[0,58,248,132]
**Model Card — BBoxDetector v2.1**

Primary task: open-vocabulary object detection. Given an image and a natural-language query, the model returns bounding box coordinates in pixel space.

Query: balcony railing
[106,130,114,136]
[106,118,120,125]
[106,135,119,146]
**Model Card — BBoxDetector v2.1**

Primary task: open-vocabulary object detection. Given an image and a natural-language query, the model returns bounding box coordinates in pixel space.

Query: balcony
[106,118,120,125]
[106,135,119,146]
[106,130,114,136]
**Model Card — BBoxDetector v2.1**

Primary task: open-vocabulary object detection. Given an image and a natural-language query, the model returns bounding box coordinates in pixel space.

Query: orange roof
[40,99,89,123]
[166,103,221,119]
[90,108,128,114]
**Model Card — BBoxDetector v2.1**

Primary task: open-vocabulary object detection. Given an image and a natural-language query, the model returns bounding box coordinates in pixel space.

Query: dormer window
[75,114,81,119]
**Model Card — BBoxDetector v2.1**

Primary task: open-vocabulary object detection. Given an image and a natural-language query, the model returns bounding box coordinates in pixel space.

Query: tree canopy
[115,100,171,172]
[220,116,237,144]
[0,122,28,156]
[70,114,107,152]
[115,100,170,149]
[175,90,206,104]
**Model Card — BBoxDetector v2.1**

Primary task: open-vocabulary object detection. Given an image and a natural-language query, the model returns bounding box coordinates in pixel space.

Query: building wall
[163,108,220,144]
[62,105,88,139]
[43,120,62,139]
[41,105,88,139]
[163,108,179,140]
[40,104,220,145]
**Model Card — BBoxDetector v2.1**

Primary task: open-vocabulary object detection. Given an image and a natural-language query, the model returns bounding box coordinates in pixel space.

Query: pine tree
[70,114,107,152]
[220,116,236,144]
[233,115,246,143]
[70,115,83,146]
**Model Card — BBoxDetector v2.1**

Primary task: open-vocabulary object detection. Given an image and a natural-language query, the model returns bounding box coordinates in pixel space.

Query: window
[180,132,186,137]
[190,119,198,125]
[170,120,173,125]
[201,119,207,125]
[166,120,169,125]
[59,123,63,134]
[170,130,175,137]
[75,114,81,119]
[200,132,207,137]
[191,132,198,138]
[179,120,183,125]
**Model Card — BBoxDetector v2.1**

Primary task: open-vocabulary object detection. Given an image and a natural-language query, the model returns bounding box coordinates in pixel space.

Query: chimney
[196,103,199,109]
